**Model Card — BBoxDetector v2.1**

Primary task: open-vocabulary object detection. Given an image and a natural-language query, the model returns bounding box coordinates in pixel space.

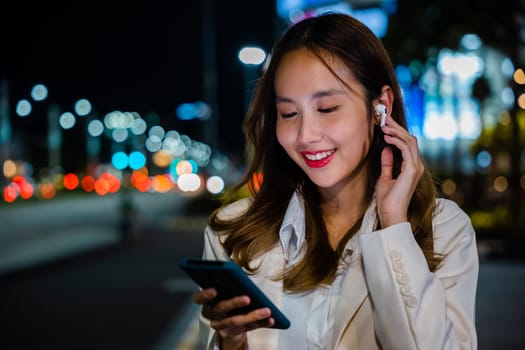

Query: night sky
[1,0,276,171]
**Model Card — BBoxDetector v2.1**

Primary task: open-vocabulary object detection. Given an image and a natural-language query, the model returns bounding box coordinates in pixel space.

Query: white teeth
[304,150,333,160]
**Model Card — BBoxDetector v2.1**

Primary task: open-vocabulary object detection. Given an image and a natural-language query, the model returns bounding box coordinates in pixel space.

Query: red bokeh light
[81,175,96,192]
[64,173,80,190]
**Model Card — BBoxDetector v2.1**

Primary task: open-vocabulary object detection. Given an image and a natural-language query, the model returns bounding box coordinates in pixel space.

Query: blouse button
[400,286,414,296]
[396,272,409,285]
[405,295,418,308]
[390,249,401,262]
[393,261,405,273]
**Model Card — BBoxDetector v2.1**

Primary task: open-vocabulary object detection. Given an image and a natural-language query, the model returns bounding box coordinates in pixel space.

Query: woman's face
[275,48,374,193]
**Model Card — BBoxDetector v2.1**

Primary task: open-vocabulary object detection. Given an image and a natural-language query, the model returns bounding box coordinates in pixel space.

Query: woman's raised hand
[375,115,424,229]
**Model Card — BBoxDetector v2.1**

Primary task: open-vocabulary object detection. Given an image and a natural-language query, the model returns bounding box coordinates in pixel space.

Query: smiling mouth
[302,149,335,168]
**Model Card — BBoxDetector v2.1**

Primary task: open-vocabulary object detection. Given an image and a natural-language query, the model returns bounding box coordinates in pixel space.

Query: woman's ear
[373,85,394,126]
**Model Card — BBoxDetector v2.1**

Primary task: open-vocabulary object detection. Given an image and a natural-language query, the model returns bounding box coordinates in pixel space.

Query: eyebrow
[275,88,345,103]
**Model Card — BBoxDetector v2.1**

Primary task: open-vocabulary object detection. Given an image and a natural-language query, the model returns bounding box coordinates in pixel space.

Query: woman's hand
[375,115,424,228]
[193,288,275,349]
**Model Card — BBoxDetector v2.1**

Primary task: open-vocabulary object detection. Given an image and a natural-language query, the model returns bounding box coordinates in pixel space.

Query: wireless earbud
[375,104,387,127]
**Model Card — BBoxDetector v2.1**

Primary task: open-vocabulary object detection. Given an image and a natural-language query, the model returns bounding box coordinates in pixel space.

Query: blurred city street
[0,193,523,349]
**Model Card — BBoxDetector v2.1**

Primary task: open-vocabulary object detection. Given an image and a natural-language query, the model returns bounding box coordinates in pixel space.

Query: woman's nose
[297,114,322,144]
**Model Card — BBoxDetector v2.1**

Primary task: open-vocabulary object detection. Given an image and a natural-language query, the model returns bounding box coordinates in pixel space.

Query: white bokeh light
[177,173,201,192]
[238,47,266,65]
[206,176,225,194]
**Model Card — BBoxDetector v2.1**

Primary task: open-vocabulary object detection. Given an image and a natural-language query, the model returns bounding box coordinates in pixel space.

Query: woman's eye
[318,106,339,113]
[280,111,297,118]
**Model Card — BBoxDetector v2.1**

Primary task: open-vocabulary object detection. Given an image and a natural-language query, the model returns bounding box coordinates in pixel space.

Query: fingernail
[258,308,271,317]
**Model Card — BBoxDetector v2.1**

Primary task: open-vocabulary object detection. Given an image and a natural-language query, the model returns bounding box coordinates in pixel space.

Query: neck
[318,178,369,249]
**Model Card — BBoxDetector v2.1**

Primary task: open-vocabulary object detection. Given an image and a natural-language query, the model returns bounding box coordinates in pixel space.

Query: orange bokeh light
[94,178,111,196]
[39,183,56,200]
[131,170,151,192]
[151,174,175,193]
[99,172,121,193]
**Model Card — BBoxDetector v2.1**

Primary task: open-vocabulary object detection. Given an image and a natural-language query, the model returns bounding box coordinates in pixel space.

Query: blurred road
[0,194,524,349]
[0,192,209,350]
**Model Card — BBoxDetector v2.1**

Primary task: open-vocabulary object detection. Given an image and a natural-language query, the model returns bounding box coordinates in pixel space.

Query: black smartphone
[179,258,291,329]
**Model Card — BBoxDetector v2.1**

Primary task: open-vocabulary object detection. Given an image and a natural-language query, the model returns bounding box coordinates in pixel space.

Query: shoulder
[432,198,476,254]
[215,197,253,221]
[433,198,471,228]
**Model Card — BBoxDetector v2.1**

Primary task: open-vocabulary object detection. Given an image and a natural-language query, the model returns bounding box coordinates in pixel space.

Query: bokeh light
[112,152,128,170]
[4,185,17,203]
[476,151,492,168]
[88,119,104,137]
[112,128,129,143]
[74,99,92,116]
[151,174,175,193]
[441,178,457,196]
[493,176,508,193]
[99,172,121,193]
[513,68,525,85]
[131,118,147,135]
[30,84,48,101]
[59,112,76,129]
[63,173,80,190]
[81,175,96,192]
[95,177,111,196]
[38,182,56,200]
[16,99,32,117]
[152,150,172,168]
[177,173,201,192]
[12,176,34,200]
[131,169,151,192]
[206,176,225,194]
[3,160,17,178]
[128,152,146,170]
[238,47,266,65]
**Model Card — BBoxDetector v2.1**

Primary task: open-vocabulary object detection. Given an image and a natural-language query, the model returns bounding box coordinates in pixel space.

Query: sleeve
[359,199,478,350]
[198,224,230,350]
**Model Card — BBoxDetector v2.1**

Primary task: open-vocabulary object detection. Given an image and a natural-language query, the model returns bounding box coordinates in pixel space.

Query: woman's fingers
[201,294,251,320]
[194,289,274,345]
[193,288,217,304]
[211,308,274,338]
[211,307,272,330]
[379,146,394,182]
[382,116,424,177]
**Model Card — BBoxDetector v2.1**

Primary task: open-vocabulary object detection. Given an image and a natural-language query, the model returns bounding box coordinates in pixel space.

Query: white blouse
[277,193,357,350]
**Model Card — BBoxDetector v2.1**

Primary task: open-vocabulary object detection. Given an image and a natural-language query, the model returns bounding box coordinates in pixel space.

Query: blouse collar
[278,191,378,266]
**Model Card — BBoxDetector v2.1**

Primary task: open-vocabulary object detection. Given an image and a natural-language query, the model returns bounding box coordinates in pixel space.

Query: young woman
[193,13,478,349]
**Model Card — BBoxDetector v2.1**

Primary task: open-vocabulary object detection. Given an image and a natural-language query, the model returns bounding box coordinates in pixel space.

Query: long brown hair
[210,13,440,292]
